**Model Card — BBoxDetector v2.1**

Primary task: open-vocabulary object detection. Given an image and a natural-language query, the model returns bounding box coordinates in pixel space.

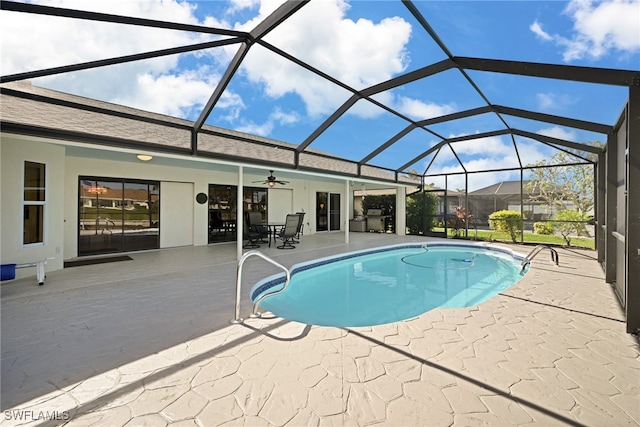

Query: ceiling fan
[253,170,289,187]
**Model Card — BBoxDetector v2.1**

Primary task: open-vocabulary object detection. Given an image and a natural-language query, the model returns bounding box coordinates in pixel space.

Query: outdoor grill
[366,209,387,232]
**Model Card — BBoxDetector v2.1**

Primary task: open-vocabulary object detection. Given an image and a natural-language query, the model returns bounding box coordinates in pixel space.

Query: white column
[396,186,406,236]
[345,179,350,244]
[237,165,244,261]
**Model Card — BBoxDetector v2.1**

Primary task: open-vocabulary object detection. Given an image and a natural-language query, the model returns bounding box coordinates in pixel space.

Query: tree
[525,143,601,215]
[554,209,589,246]
[406,191,438,235]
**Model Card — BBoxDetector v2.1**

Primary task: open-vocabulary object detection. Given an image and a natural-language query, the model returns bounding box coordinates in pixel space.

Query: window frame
[77,176,160,256]
[22,160,47,247]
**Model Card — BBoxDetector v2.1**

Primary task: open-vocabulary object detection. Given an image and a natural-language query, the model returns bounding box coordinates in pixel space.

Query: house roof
[468,180,531,196]
[1,80,406,184]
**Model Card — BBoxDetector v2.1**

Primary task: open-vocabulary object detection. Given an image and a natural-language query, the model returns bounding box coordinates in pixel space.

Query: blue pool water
[251,243,528,327]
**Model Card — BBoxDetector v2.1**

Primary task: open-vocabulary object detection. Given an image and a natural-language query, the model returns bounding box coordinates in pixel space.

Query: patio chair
[248,211,269,244]
[277,214,300,249]
[209,210,225,237]
[243,213,262,249]
[292,211,305,243]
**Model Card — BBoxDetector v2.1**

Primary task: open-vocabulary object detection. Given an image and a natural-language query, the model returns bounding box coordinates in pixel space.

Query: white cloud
[448,134,514,157]
[565,0,640,59]
[1,0,213,73]
[425,165,519,192]
[234,120,274,137]
[421,134,554,191]
[226,0,260,15]
[234,107,300,137]
[537,126,578,141]
[394,96,456,121]
[0,0,240,119]
[421,134,557,191]
[426,157,520,192]
[530,21,553,41]
[537,93,555,110]
[516,139,554,166]
[2,0,416,135]
[530,0,640,62]
[536,92,578,111]
[359,92,455,121]
[216,91,247,122]
[346,98,387,119]
[270,108,300,126]
[113,68,229,118]
[236,0,413,118]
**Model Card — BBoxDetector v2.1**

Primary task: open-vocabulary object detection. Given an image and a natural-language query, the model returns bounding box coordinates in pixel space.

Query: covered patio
[2,232,637,426]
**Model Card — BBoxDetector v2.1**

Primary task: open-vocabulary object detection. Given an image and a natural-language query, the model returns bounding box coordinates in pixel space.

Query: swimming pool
[250,242,528,327]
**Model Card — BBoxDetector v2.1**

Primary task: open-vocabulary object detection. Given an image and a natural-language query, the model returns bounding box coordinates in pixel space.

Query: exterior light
[136,154,153,161]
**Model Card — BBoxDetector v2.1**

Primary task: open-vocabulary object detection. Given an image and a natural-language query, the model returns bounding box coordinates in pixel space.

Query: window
[23,161,46,245]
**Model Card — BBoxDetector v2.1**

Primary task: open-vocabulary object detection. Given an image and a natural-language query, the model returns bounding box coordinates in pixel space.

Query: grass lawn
[431,228,595,250]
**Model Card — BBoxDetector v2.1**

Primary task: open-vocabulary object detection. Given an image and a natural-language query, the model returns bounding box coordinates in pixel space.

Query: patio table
[263,222,285,247]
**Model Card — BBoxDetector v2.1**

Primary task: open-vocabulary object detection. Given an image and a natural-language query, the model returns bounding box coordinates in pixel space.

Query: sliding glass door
[329,193,341,230]
[208,184,267,243]
[79,178,159,256]
[316,192,341,232]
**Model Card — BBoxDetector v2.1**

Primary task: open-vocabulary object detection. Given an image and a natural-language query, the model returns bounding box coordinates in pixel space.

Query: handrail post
[231,252,248,324]
[231,250,290,324]
[520,245,560,272]
[251,266,291,318]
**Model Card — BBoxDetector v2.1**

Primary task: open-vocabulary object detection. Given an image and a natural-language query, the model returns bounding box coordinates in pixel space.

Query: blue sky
[2,0,639,190]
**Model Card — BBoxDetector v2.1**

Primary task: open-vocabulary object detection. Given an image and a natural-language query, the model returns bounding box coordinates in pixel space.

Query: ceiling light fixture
[253,170,289,187]
[136,154,153,161]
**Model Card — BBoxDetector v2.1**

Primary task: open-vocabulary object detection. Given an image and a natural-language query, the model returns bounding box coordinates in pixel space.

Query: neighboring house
[466,180,563,222]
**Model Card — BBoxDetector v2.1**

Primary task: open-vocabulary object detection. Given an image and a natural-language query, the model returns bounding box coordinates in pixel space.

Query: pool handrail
[521,245,559,272]
[232,250,290,324]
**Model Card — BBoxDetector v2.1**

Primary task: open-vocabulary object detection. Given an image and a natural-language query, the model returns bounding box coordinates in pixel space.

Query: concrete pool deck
[1,233,639,426]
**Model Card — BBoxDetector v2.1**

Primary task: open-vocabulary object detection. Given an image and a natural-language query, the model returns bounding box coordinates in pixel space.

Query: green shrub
[488,210,523,243]
[534,221,554,235]
[406,191,438,235]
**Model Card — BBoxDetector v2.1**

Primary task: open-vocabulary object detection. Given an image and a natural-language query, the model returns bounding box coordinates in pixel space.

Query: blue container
[1,264,16,281]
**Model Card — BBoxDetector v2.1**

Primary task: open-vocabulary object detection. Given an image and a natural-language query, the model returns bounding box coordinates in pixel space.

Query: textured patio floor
[1,233,639,426]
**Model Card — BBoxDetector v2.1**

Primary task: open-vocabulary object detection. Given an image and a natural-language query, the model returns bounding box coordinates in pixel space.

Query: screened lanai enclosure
[1,0,638,332]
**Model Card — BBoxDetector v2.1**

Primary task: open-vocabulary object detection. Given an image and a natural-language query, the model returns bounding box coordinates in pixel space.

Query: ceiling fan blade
[254,171,289,186]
